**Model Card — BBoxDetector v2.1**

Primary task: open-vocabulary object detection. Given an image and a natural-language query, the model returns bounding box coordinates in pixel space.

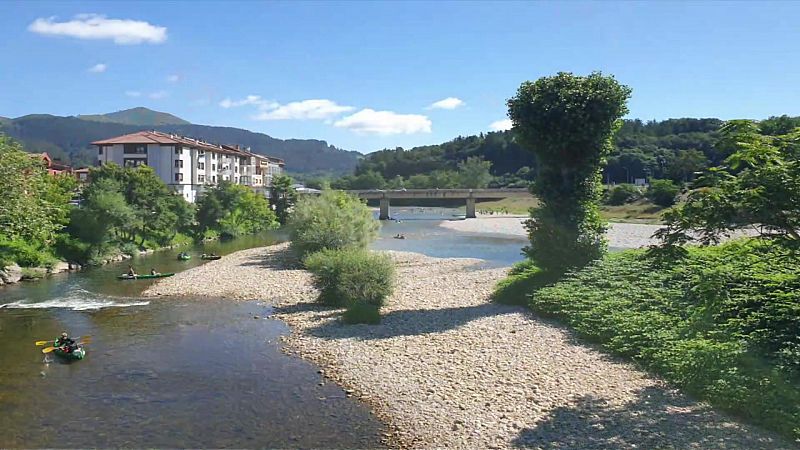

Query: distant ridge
[78,107,190,126]
[0,107,360,173]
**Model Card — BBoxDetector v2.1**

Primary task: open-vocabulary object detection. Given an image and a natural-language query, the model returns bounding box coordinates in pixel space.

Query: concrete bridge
[347,188,532,219]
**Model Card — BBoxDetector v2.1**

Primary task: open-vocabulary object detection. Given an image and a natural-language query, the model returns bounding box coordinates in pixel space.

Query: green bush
[304,248,395,309]
[53,234,91,264]
[514,239,799,440]
[119,241,141,257]
[492,260,560,305]
[0,238,55,268]
[646,179,680,207]
[604,184,641,205]
[289,190,379,258]
[343,302,382,325]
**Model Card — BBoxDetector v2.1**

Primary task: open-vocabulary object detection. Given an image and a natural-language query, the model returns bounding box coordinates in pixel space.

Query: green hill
[0,108,360,174]
[78,107,190,126]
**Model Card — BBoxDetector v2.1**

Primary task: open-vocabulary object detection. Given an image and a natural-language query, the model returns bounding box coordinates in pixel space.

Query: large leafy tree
[197,181,278,238]
[269,174,297,225]
[656,120,800,249]
[508,72,631,272]
[0,135,75,246]
[457,156,493,188]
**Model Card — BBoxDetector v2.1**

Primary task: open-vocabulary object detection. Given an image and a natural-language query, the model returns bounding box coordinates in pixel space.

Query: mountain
[78,107,190,126]
[0,108,360,174]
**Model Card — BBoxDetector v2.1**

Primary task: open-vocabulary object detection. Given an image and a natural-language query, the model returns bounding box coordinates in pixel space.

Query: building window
[98,147,104,155]
[175,147,182,155]
[212,153,217,160]
[174,173,183,182]
[198,162,205,170]
[211,164,216,171]
[212,175,216,183]
[199,175,205,182]
[235,166,239,173]
[124,158,146,168]
[123,144,147,155]
[198,150,205,157]
[175,160,183,168]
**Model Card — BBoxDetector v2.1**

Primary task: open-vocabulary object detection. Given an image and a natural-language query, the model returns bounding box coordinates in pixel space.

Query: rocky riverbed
[145,243,790,449]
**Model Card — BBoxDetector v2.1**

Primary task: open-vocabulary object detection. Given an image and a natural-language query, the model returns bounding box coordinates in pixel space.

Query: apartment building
[92,131,284,203]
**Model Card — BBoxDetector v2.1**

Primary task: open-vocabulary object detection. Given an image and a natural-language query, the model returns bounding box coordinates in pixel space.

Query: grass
[599,199,666,224]
[493,239,800,440]
[476,197,666,223]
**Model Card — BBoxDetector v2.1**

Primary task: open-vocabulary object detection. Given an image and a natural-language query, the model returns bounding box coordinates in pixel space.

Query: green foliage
[604,184,641,206]
[521,240,799,440]
[342,302,382,325]
[457,156,493,188]
[508,72,631,272]
[196,181,278,238]
[656,120,800,250]
[53,234,91,264]
[645,179,680,207]
[269,174,297,224]
[0,238,55,268]
[0,135,75,247]
[288,190,379,258]
[304,248,395,311]
[492,260,560,305]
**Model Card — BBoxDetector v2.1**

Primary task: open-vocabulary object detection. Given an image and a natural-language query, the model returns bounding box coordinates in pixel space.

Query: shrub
[119,241,141,257]
[492,260,560,305]
[343,302,382,325]
[519,239,799,440]
[646,179,680,207]
[0,238,55,268]
[289,190,379,258]
[304,248,395,309]
[605,184,641,205]
[53,234,91,264]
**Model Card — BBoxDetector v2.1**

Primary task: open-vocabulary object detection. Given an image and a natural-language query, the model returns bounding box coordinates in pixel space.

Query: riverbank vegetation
[290,189,394,323]
[0,134,278,275]
[493,76,800,440]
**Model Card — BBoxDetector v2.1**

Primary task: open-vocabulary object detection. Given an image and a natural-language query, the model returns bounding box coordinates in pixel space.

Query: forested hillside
[339,116,800,189]
[0,108,361,174]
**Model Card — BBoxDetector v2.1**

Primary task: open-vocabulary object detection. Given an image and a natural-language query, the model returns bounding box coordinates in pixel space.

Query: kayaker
[127,265,137,277]
[150,268,160,276]
[55,332,77,354]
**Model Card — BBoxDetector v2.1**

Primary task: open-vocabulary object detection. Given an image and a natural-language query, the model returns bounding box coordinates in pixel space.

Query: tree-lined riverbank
[145,243,789,449]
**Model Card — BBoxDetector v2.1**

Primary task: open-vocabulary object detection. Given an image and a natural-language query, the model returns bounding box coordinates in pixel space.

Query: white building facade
[92,131,284,203]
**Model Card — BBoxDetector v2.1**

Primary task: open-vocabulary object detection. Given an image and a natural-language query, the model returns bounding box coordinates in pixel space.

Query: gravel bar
[144,243,791,449]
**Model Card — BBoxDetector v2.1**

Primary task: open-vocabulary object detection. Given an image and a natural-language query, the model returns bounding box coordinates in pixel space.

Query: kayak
[54,345,86,360]
[177,253,191,260]
[201,255,222,260]
[117,273,175,280]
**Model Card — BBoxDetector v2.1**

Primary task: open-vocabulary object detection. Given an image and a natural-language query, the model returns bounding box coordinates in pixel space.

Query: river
[0,208,526,448]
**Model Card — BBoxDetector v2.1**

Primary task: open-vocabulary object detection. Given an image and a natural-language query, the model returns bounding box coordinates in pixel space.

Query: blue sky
[1,1,799,153]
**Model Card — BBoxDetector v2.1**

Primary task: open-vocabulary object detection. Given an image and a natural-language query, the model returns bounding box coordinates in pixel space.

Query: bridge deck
[347,188,531,200]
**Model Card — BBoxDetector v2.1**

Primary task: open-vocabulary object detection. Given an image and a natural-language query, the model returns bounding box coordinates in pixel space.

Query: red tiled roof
[92,130,285,161]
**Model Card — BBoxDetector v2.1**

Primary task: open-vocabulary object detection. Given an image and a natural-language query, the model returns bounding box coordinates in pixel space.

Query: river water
[0,208,526,448]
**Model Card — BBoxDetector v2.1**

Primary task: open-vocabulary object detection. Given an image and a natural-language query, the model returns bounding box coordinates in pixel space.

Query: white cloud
[166,74,180,83]
[28,14,167,45]
[489,119,513,131]
[428,97,464,110]
[88,63,107,73]
[253,99,354,121]
[125,90,142,97]
[219,95,268,109]
[334,109,432,135]
[148,90,168,99]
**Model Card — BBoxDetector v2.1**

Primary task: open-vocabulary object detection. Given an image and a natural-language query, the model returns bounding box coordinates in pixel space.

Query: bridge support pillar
[466,197,476,219]
[379,198,390,220]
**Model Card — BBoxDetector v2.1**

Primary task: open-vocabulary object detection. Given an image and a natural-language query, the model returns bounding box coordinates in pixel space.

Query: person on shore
[55,332,77,354]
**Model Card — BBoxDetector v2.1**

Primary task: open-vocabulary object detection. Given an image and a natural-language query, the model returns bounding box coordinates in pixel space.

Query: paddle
[42,339,90,354]
[35,335,91,346]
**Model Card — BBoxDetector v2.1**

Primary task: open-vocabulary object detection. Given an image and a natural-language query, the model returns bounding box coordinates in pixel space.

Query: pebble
[143,242,791,450]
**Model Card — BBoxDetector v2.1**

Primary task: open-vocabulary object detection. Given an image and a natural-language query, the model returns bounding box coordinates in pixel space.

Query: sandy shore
[145,244,789,449]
